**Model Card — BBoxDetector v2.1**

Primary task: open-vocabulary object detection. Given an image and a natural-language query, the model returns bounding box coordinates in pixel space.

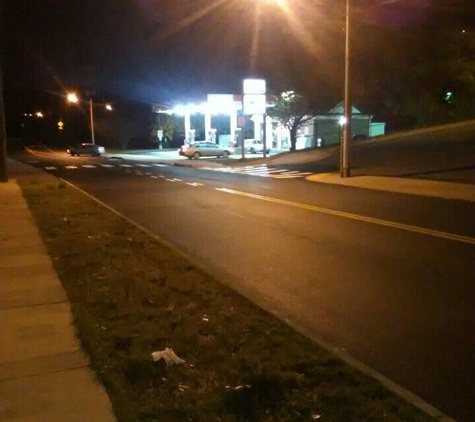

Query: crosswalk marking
[44,162,312,179]
[201,165,312,179]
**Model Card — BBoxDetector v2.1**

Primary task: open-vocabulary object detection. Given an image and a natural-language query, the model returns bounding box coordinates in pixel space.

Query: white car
[244,139,270,154]
[178,142,234,159]
[67,143,105,157]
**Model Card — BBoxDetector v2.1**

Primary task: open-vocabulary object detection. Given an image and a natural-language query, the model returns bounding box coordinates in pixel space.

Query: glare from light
[266,0,321,58]
[339,116,347,126]
[105,104,113,111]
[67,93,79,103]
[157,0,228,41]
[35,112,44,118]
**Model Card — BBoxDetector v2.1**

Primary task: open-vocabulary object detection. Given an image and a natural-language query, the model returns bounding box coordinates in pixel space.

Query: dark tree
[268,91,319,152]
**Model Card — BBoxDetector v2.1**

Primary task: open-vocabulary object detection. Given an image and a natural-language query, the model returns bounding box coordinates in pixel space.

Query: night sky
[3,0,474,106]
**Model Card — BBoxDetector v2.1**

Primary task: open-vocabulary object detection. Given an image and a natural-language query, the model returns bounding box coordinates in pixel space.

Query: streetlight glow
[67,93,79,103]
[105,104,113,111]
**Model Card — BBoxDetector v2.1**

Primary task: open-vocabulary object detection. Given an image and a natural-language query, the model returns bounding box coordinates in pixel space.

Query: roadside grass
[19,175,434,422]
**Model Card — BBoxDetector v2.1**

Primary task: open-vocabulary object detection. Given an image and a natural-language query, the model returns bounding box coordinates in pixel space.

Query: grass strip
[19,175,434,422]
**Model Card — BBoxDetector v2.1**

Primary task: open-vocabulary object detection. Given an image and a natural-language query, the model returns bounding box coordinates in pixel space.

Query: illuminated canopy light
[339,116,348,126]
[168,100,239,116]
[207,94,238,115]
[171,103,204,115]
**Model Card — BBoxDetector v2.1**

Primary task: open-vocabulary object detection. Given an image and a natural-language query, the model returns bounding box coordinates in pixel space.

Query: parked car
[67,143,105,156]
[244,139,270,154]
[178,142,234,159]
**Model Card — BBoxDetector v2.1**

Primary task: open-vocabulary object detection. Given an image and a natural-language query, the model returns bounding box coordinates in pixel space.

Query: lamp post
[89,98,95,144]
[67,92,112,145]
[341,0,352,178]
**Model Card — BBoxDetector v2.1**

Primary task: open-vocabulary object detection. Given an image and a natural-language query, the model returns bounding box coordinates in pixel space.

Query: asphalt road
[13,145,475,422]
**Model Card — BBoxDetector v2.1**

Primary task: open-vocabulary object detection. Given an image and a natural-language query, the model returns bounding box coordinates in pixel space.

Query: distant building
[297,102,386,149]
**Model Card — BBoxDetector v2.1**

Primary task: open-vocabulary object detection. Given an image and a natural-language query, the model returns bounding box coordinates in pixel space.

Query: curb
[305,173,475,202]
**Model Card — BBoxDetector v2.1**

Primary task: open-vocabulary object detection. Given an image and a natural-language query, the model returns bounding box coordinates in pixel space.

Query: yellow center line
[216,188,475,245]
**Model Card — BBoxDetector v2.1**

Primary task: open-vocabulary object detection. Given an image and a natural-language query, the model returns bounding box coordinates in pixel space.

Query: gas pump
[188,130,196,144]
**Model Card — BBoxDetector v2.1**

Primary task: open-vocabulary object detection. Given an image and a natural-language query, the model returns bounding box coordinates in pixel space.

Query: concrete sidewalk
[0,161,116,422]
[306,173,475,202]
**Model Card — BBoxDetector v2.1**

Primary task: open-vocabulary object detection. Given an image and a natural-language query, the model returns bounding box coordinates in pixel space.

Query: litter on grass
[151,348,185,366]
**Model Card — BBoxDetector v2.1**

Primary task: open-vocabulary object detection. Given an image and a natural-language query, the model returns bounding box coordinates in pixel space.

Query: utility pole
[86,91,96,145]
[0,0,8,182]
[89,98,95,145]
[341,0,352,178]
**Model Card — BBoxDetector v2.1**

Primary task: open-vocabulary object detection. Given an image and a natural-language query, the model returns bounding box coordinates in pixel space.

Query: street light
[67,92,112,145]
[67,93,79,104]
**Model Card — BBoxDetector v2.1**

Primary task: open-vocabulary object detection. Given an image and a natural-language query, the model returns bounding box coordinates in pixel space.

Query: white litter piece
[151,348,185,366]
